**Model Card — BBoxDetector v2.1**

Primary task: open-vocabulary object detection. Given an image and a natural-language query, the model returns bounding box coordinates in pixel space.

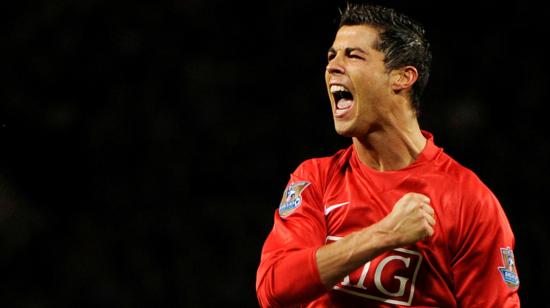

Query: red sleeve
[450,176,520,307]
[256,159,329,307]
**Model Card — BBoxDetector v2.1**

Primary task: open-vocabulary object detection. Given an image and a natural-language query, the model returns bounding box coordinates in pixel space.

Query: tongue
[337,99,353,109]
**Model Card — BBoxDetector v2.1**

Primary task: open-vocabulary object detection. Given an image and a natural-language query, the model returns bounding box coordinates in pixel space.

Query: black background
[1,0,547,307]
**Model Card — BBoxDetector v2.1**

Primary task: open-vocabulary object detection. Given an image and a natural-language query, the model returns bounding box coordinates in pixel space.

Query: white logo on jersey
[327,236,423,306]
[324,201,351,215]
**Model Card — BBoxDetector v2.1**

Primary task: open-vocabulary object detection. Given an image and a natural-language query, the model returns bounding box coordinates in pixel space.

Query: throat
[352,130,427,171]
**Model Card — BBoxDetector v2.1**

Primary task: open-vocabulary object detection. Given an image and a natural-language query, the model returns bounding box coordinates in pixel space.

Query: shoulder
[421,131,489,194]
[433,152,502,226]
[435,151,493,198]
[289,146,353,196]
[433,152,512,254]
[292,146,353,179]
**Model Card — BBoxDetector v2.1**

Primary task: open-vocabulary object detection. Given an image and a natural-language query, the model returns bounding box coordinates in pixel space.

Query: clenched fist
[377,192,435,248]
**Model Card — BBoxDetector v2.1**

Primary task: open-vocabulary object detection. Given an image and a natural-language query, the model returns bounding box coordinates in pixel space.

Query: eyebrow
[327,47,368,55]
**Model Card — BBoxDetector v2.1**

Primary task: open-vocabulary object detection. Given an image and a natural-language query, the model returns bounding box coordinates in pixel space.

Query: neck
[353,117,426,172]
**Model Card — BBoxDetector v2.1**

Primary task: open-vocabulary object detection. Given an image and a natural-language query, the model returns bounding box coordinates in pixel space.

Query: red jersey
[256,132,520,307]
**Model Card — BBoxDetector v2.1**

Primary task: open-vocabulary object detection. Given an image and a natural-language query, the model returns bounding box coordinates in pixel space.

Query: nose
[326,55,345,75]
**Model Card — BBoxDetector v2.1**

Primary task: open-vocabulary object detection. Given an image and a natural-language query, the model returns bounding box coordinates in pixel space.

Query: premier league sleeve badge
[498,247,520,288]
[278,181,310,218]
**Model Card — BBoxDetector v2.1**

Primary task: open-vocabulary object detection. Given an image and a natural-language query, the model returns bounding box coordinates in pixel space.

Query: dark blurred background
[1,0,547,307]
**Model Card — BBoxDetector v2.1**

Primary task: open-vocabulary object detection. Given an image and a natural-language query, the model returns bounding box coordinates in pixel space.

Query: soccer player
[256,3,520,307]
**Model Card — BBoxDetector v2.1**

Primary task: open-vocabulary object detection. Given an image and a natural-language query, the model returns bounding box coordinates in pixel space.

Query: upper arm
[451,179,520,307]
[256,159,328,307]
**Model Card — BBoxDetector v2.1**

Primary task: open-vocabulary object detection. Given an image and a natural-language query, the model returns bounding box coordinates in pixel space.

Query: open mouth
[330,85,354,117]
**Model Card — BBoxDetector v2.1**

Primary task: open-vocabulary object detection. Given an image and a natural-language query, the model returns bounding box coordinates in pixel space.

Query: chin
[334,123,355,138]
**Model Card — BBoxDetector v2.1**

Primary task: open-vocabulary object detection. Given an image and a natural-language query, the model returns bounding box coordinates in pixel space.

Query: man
[256,3,520,307]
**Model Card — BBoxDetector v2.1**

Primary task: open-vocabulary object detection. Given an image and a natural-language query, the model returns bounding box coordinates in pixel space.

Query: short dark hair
[339,3,432,112]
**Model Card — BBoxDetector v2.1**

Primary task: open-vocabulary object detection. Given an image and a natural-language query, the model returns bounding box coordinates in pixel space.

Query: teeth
[330,85,349,93]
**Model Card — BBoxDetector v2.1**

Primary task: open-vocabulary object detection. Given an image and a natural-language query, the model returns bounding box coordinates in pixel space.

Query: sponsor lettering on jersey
[498,247,519,288]
[327,236,422,306]
[278,181,310,218]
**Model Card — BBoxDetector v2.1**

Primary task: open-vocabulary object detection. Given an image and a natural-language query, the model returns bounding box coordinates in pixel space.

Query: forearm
[257,247,328,307]
[257,228,393,307]
[315,223,397,288]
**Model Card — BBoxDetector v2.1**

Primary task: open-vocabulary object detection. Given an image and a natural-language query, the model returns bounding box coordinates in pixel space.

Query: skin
[315,25,436,288]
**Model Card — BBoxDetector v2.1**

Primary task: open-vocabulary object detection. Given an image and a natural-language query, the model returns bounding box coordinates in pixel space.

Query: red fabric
[256,131,520,307]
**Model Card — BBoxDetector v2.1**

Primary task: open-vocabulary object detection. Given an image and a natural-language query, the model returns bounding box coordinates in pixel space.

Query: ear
[390,66,418,92]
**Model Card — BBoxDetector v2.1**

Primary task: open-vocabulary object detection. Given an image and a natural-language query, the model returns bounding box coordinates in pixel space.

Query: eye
[349,53,364,60]
[327,52,335,62]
